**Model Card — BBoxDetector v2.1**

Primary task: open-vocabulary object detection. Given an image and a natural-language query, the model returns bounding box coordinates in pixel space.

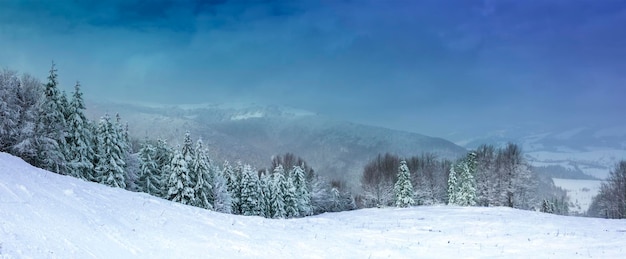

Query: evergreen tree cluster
[0,65,136,189]
[361,143,558,212]
[223,162,312,218]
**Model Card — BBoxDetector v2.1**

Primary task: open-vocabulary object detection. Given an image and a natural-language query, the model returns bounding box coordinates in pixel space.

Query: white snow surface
[552,178,603,214]
[1,152,626,258]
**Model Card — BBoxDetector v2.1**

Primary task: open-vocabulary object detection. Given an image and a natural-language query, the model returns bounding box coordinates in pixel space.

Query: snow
[230,111,264,121]
[552,178,603,214]
[1,152,626,258]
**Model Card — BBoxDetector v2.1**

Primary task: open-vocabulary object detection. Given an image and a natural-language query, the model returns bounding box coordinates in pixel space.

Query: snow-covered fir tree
[283,173,299,218]
[291,165,311,216]
[394,160,415,208]
[259,171,272,218]
[224,161,243,214]
[240,164,261,216]
[0,69,20,152]
[35,63,68,174]
[94,114,126,188]
[447,165,459,205]
[137,141,162,196]
[166,150,195,205]
[191,139,213,210]
[65,82,95,180]
[448,152,477,206]
[210,162,232,213]
[9,74,43,163]
[154,138,172,197]
[269,165,287,218]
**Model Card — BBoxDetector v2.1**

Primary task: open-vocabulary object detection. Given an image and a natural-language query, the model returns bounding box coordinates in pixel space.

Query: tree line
[359,144,570,215]
[0,65,354,218]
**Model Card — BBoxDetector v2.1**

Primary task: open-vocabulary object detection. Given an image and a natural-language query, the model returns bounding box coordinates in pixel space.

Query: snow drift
[1,152,625,258]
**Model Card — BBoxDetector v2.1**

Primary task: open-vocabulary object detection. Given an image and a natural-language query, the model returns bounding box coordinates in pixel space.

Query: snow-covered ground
[552,178,603,214]
[1,152,625,258]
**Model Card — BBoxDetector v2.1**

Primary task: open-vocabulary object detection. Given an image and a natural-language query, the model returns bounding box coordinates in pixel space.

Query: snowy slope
[1,152,626,258]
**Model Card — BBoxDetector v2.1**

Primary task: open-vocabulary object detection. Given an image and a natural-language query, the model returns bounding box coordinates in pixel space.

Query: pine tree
[394,160,415,207]
[191,139,213,210]
[137,141,162,196]
[65,82,95,180]
[166,150,195,205]
[447,164,459,205]
[259,171,272,218]
[35,62,68,174]
[224,161,243,214]
[211,163,233,213]
[269,165,287,218]
[448,152,477,206]
[291,165,311,216]
[284,174,299,218]
[0,69,20,152]
[10,73,43,163]
[240,164,261,216]
[154,139,172,197]
[94,114,126,188]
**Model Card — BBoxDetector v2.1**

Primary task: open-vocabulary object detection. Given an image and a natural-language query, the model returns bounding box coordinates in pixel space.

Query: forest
[1,65,624,219]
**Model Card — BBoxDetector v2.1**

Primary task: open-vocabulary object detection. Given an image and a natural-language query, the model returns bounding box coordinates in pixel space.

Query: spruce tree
[94,114,126,188]
[137,141,162,196]
[269,165,287,218]
[447,164,459,205]
[456,153,477,206]
[191,139,212,210]
[0,69,20,152]
[166,150,195,205]
[211,163,233,213]
[291,165,311,216]
[154,138,172,197]
[65,82,95,180]
[394,160,415,207]
[259,171,272,218]
[36,62,68,174]
[240,164,261,216]
[224,161,243,214]
[284,174,299,218]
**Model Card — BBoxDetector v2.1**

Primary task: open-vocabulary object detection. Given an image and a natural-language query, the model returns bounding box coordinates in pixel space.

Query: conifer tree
[269,165,287,218]
[211,163,233,213]
[166,150,195,205]
[35,62,68,174]
[240,164,261,216]
[191,139,213,210]
[291,165,311,216]
[0,69,20,152]
[394,160,415,207]
[284,174,299,218]
[154,138,172,197]
[447,165,459,205]
[137,141,162,196]
[259,171,272,218]
[65,82,95,180]
[94,114,126,188]
[224,161,243,214]
[448,152,477,206]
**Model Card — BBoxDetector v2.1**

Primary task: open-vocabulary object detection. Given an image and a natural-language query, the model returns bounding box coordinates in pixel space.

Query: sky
[1,0,625,138]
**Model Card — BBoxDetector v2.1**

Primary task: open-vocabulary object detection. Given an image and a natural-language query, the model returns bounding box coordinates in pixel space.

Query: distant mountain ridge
[86,101,467,186]
[452,125,626,179]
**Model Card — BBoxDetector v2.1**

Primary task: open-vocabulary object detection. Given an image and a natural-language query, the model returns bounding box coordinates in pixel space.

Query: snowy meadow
[1,152,625,258]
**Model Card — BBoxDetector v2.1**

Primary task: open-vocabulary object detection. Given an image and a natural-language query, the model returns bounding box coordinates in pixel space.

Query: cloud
[1,0,625,137]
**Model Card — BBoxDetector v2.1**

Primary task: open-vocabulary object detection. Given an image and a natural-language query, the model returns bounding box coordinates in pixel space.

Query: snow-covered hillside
[1,152,625,258]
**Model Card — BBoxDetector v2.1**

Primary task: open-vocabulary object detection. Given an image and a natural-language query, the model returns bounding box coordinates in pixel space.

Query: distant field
[552,178,603,214]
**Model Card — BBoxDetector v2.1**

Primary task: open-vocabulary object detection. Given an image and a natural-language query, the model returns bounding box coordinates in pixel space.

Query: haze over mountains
[86,101,466,185]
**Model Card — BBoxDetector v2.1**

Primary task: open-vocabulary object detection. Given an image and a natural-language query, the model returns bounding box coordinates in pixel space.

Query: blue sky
[1,0,625,137]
